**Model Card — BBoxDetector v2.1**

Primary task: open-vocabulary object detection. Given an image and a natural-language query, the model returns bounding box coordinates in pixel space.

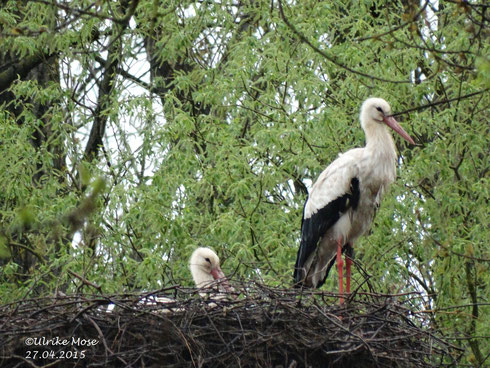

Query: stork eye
[205,257,211,263]
[376,107,383,113]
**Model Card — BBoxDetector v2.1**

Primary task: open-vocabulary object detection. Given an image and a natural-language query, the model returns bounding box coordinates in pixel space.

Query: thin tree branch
[68,270,103,293]
[392,89,489,117]
[277,0,412,84]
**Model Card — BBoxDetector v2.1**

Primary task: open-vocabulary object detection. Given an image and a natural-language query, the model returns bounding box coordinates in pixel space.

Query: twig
[68,270,103,293]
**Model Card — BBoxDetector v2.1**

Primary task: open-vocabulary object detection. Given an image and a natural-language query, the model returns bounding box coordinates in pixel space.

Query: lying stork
[293,98,415,303]
[139,247,232,310]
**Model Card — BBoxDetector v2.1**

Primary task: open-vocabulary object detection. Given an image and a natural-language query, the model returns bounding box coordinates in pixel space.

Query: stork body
[293,98,414,302]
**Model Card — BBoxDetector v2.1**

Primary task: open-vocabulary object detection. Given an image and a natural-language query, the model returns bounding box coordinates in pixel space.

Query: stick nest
[1,282,461,367]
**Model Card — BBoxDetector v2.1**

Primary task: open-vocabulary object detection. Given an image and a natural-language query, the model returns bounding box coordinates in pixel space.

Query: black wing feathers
[293,177,360,286]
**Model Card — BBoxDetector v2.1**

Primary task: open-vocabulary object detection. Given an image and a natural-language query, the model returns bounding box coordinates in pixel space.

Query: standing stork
[293,98,415,303]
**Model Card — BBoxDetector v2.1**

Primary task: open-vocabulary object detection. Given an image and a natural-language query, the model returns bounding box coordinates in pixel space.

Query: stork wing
[294,150,362,286]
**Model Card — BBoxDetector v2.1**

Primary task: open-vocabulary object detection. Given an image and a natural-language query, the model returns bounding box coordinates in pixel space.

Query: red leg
[345,243,354,295]
[346,255,352,294]
[336,237,344,304]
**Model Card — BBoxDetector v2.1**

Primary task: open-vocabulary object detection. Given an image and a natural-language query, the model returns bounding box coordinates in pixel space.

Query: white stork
[137,247,232,310]
[189,247,232,293]
[293,98,415,303]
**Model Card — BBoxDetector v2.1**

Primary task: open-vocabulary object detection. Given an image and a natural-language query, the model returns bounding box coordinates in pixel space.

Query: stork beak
[383,116,415,145]
[210,267,232,292]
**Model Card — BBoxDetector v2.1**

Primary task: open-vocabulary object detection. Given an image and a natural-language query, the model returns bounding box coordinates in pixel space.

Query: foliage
[0,0,487,364]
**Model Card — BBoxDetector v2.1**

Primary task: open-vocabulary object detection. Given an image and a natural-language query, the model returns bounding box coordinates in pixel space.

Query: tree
[0,0,487,364]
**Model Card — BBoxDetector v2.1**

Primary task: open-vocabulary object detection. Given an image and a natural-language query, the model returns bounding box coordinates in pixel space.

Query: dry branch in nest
[0,282,462,367]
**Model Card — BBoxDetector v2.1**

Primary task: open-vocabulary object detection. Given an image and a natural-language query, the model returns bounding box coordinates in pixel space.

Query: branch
[392,89,490,117]
[354,0,430,42]
[8,240,44,264]
[94,55,152,91]
[277,0,412,84]
[0,54,55,93]
[31,0,132,25]
[465,261,484,365]
[68,270,102,293]
[83,0,139,162]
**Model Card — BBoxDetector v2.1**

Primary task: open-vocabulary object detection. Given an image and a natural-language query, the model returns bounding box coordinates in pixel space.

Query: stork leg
[345,243,354,295]
[336,237,344,304]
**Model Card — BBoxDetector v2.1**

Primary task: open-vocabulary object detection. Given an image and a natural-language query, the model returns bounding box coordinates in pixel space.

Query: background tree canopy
[0,0,488,365]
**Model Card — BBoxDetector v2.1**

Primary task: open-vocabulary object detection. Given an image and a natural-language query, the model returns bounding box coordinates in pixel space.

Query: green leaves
[0,236,10,259]
[0,0,488,363]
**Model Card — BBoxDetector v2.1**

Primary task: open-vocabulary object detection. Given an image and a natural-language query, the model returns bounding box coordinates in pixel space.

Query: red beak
[383,116,415,145]
[210,267,232,293]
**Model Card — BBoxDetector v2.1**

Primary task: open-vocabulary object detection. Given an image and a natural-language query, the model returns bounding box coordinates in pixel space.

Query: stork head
[189,247,230,290]
[360,97,415,145]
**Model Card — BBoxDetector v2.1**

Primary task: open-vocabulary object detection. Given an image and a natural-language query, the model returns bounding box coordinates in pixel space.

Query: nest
[0,282,461,367]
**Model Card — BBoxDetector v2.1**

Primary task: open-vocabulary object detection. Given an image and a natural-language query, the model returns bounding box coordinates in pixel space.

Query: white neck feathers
[191,267,215,288]
[362,118,397,160]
